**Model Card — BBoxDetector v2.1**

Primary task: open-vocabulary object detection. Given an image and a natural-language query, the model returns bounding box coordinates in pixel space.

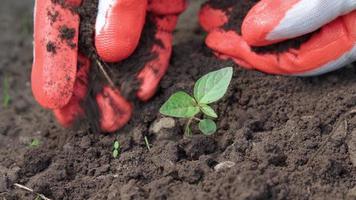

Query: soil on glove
[205,0,316,54]
[52,0,163,129]
[77,0,159,90]
[1,1,356,200]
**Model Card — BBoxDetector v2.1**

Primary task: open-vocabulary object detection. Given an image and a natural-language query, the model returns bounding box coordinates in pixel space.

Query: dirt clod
[150,117,176,133]
[46,42,56,54]
[214,161,235,172]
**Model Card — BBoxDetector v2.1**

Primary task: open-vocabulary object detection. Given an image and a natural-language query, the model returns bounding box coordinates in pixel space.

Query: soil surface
[1,1,356,200]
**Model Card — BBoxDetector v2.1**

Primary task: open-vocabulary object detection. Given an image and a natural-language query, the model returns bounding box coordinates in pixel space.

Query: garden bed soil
[1,1,356,200]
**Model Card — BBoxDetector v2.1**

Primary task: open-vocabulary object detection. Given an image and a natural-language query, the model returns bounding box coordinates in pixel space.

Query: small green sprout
[160,67,233,136]
[3,75,11,108]
[112,140,120,158]
[144,136,151,151]
[29,139,41,148]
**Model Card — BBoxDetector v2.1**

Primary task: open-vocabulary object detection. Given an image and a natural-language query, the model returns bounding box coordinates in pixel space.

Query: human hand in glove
[200,0,356,76]
[32,0,186,132]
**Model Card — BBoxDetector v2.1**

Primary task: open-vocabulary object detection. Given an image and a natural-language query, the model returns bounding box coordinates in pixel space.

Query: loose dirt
[1,1,356,200]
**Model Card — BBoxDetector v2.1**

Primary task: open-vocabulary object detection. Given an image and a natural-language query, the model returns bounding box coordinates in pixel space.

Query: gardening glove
[32,0,187,132]
[199,0,356,76]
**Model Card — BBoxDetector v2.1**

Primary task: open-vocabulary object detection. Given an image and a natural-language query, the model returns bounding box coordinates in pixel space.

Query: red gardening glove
[32,0,187,132]
[199,0,356,76]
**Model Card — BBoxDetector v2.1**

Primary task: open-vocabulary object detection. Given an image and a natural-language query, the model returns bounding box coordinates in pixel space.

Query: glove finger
[53,54,91,127]
[109,15,182,102]
[54,54,133,132]
[148,0,188,15]
[242,0,356,46]
[199,3,229,32]
[96,86,132,132]
[136,15,177,101]
[100,1,185,102]
[137,0,186,101]
[32,0,82,109]
[207,12,356,76]
[95,0,148,62]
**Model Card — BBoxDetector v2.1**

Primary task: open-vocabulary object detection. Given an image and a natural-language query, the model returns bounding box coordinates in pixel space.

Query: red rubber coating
[199,4,228,32]
[53,54,90,127]
[137,16,177,101]
[32,0,81,109]
[148,0,188,15]
[95,0,148,62]
[66,0,82,7]
[204,12,356,75]
[96,86,133,132]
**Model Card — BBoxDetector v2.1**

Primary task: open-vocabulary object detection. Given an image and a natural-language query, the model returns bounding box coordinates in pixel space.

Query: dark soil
[1,1,356,200]
[205,0,315,54]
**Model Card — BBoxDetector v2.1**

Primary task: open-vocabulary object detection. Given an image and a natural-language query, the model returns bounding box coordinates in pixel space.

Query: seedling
[160,67,233,136]
[35,195,43,200]
[29,139,41,148]
[144,136,151,151]
[2,75,11,108]
[112,140,120,158]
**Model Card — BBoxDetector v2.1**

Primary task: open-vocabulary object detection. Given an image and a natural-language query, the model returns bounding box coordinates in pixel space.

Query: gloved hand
[32,0,186,132]
[199,0,356,76]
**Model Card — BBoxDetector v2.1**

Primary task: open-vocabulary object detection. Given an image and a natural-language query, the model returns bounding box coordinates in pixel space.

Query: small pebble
[150,118,176,133]
[214,161,236,172]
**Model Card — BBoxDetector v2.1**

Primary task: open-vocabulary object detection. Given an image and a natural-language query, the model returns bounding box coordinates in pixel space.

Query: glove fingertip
[95,0,147,63]
[241,1,285,46]
[148,0,187,15]
[136,31,173,101]
[96,87,133,132]
[52,54,91,127]
[199,4,228,32]
[32,0,80,109]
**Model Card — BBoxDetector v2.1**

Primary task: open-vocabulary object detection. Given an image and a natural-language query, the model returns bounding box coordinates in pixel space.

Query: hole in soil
[206,158,219,168]
[268,155,288,167]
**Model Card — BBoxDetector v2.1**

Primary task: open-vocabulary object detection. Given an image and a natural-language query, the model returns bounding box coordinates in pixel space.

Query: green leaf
[35,195,42,200]
[113,149,119,158]
[194,67,233,104]
[29,139,40,148]
[144,136,151,151]
[200,104,217,118]
[199,119,217,135]
[114,141,120,149]
[160,91,200,118]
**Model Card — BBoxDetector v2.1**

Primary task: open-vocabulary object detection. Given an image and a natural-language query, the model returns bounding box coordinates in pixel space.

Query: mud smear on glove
[206,0,317,54]
[73,0,160,130]
[106,17,161,100]
[76,0,160,97]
